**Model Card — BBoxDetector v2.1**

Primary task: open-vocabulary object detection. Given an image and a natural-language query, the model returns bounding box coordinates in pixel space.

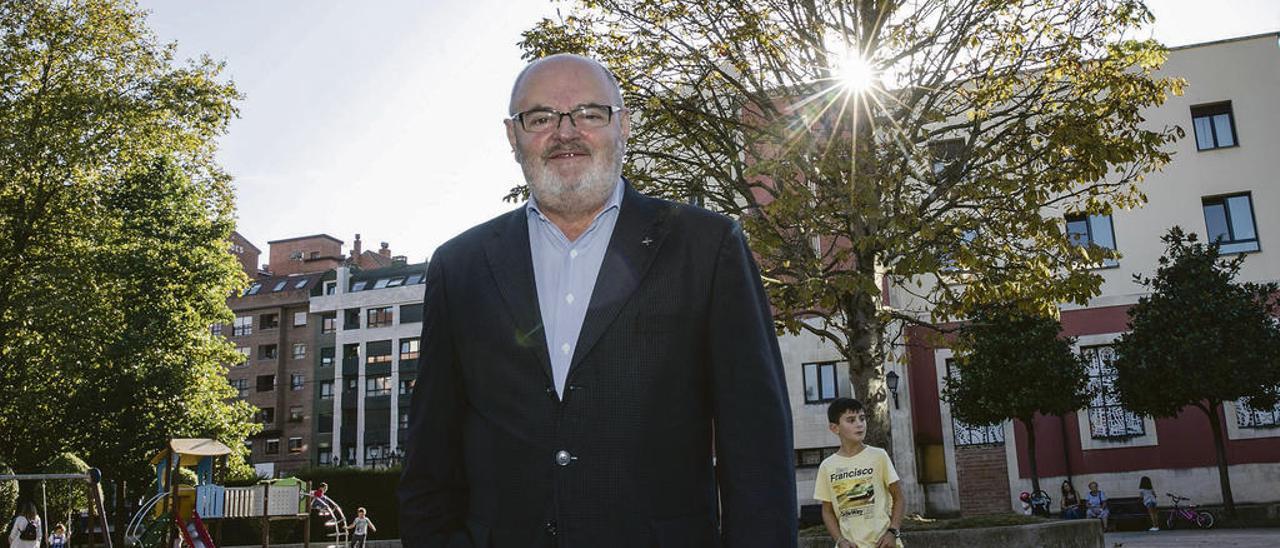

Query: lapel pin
[641,237,653,246]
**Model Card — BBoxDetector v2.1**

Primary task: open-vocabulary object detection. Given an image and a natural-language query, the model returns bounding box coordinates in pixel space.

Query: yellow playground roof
[150,438,233,466]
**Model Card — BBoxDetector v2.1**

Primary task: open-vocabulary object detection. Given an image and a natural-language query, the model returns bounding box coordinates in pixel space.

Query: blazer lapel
[567,185,669,381]
[483,207,554,384]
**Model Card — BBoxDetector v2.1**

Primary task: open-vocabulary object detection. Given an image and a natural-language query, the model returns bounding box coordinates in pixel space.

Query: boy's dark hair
[1139,476,1152,490]
[827,397,865,424]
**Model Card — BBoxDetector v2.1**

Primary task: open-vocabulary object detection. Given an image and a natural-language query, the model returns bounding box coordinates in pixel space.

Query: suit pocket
[650,513,716,548]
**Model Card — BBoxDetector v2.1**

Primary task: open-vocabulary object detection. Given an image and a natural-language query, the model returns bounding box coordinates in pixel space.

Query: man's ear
[505,119,518,157]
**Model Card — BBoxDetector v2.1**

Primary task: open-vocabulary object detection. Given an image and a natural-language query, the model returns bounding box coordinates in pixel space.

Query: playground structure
[0,469,114,548]
[124,439,349,548]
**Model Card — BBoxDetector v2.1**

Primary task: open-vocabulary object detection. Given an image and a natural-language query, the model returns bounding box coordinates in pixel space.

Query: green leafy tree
[518,0,1181,448]
[0,0,256,531]
[40,452,90,529]
[942,303,1090,494]
[0,462,16,521]
[1113,227,1280,517]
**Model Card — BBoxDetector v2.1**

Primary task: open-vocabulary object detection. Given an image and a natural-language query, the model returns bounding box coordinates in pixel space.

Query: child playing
[346,507,376,548]
[48,523,69,548]
[814,398,904,548]
[311,482,330,512]
[1139,476,1159,531]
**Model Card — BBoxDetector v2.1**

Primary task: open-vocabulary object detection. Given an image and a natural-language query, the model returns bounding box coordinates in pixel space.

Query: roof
[1167,31,1279,52]
[149,438,233,467]
[267,233,344,245]
[239,271,326,298]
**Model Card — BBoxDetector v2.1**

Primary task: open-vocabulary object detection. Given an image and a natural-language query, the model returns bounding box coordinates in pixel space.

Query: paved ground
[1105,528,1280,547]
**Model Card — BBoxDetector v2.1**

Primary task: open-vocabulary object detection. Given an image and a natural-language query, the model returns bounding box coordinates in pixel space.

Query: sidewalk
[1105,528,1280,547]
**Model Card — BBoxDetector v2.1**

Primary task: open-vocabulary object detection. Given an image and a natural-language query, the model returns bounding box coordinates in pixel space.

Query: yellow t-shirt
[813,446,903,548]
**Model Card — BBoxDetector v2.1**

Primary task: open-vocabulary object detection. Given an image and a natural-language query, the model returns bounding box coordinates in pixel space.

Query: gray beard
[519,137,624,219]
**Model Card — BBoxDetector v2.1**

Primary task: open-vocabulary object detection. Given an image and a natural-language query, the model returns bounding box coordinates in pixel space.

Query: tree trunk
[845,291,892,458]
[1202,400,1236,517]
[1022,416,1041,495]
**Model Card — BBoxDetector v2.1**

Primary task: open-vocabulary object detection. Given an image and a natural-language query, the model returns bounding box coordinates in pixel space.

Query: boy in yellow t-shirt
[814,397,904,548]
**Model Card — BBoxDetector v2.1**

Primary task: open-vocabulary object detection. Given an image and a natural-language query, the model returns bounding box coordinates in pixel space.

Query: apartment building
[309,261,428,468]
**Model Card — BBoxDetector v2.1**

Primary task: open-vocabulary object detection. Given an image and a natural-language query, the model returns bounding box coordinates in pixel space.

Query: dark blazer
[399,185,797,547]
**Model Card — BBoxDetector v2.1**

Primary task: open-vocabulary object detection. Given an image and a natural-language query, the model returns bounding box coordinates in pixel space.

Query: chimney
[352,233,362,258]
[379,242,391,258]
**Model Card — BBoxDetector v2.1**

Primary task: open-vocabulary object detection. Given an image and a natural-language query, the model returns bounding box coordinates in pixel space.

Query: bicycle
[1165,492,1215,529]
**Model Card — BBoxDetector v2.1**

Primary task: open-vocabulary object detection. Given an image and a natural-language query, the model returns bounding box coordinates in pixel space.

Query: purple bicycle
[1165,493,1215,529]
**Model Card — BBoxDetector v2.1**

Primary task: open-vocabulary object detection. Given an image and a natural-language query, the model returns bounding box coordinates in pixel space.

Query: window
[293,311,307,327]
[367,340,393,365]
[386,277,405,288]
[235,347,251,366]
[288,437,303,453]
[802,361,839,404]
[367,306,393,328]
[1236,397,1280,428]
[259,344,278,360]
[319,381,334,399]
[320,347,335,368]
[400,304,424,324]
[1082,345,1146,439]
[245,283,262,296]
[1202,194,1259,254]
[1191,102,1237,151]
[318,448,332,465]
[256,374,276,392]
[233,316,253,336]
[324,281,337,295]
[292,343,307,360]
[366,375,392,397]
[1065,213,1118,267]
[346,446,357,463]
[795,446,839,469]
[318,413,334,433]
[294,279,309,289]
[400,338,420,361]
[272,280,287,292]
[321,313,336,334]
[406,273,424,285]
[290,373,304,391]
[289,405,303,422]
[946,359,1005,446]
[399,408,410,429]
[344,308,361,330]
[265,438,280,454]
[260,313,279,330]
[230,378,249,398]
[258,407,275,425]
[373,278,391,289]
[211,323,223,337]
[351,280,367,292]
[345,377,357,392]
[400,378,415,396]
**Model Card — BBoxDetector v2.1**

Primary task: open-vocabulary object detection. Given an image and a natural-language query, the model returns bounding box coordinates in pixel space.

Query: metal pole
[89,468,113,548]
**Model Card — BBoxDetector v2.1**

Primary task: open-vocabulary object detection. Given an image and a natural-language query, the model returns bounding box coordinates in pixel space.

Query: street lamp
[885,370,900,409]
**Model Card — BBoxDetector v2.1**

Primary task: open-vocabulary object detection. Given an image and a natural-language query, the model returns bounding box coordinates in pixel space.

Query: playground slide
[175,512,215,548]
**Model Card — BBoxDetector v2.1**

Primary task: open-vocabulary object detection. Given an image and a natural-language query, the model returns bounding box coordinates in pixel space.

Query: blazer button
[544,520,558,536]
[555,450,573,466]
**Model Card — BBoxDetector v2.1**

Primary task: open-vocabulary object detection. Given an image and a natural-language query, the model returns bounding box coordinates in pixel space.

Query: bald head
[508,54,624,116]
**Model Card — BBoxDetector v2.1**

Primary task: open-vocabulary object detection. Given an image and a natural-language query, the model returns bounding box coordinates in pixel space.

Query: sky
[135,0,1280,265]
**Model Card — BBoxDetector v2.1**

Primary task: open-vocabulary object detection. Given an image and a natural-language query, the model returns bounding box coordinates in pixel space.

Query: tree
[517,0,1181,448]
[942,303,1090,494]
[0,0,256,520]
[1112,227,1280,517]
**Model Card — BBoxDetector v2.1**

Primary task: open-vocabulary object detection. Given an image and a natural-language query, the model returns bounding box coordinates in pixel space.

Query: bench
[1105,496,1154,530]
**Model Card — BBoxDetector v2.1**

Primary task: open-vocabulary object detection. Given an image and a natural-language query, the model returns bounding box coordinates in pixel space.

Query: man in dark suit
[398,53,797,547]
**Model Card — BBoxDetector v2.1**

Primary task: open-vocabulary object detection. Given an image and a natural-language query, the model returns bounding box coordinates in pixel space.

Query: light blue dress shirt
[526,179,624,398]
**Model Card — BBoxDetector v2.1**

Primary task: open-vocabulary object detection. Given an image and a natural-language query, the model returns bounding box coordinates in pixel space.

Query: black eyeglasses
[511,104,623,133]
